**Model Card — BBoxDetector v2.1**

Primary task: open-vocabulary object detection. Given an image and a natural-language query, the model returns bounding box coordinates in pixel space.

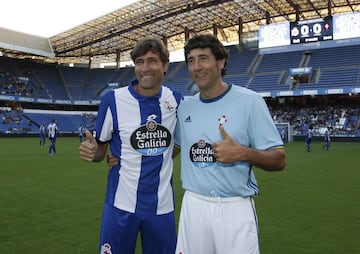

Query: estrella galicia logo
[190,139,216,168]
[130,115,171,156]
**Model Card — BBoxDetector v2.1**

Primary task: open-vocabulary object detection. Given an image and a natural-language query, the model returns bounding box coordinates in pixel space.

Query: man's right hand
[79,130,98,162]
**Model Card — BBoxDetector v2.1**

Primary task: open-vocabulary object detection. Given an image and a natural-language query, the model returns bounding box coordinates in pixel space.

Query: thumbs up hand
[79,130,99,162]
[212,126,242,164]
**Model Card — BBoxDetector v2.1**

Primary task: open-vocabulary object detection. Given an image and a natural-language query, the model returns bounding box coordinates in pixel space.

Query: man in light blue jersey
[174,34,286,254]
[79,36,182,254]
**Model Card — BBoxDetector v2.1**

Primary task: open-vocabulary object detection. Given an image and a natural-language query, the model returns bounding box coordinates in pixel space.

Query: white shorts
[176,191,260,254]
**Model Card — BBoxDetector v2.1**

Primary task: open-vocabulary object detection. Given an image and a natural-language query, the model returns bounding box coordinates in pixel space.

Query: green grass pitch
[0,137,359,253]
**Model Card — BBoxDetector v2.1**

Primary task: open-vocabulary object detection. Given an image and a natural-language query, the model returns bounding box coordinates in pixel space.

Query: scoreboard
[258,12,360,52]
[290,16,333,44]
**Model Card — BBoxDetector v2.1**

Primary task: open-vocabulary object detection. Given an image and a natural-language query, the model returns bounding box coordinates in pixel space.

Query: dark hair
[130,36,169,64]
[184,34,228,76]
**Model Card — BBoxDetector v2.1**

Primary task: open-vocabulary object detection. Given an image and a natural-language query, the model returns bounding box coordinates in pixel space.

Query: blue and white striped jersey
[175,84,284,198]
[47,122,58,138]
[94,81,182,215]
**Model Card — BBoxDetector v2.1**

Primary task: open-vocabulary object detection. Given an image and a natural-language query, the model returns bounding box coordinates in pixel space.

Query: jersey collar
[200,83,232,103]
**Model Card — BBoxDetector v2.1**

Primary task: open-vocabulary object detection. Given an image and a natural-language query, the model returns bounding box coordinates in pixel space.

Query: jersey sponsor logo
[130,115,171,156]
[190,139,216,168]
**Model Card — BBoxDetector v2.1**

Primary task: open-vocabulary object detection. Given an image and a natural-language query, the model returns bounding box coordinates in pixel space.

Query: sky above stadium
[0,0,139,37]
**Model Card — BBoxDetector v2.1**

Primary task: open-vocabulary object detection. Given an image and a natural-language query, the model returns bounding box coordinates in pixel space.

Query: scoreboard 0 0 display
[290,16,333,44]
[258,12,360,52]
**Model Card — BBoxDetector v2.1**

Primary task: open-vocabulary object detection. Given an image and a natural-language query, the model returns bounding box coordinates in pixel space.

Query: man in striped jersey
[79,36,182,254]
[47,118,60,155]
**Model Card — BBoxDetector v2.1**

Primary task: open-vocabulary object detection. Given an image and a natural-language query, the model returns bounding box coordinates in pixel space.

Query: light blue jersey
[95,81,182,215]
[175,84,283,198]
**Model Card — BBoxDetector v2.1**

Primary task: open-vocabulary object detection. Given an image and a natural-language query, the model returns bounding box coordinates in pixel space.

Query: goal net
[275,122,292,143]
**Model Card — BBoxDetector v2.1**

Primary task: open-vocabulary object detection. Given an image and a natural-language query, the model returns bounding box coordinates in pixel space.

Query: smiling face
[133,50,169,96]
[186,47,225,93]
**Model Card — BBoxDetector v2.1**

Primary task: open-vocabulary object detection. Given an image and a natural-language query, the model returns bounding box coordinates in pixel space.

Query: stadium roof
[1,0,360,65]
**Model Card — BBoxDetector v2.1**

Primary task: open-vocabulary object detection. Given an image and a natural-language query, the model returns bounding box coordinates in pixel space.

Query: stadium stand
[2,43,360,100]
[0,27,360,138]
[1,43,360,136]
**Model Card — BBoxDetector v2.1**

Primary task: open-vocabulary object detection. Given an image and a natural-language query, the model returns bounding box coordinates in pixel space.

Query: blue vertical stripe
[95,90,122,206]
[136,95,163,214]
[247,167,259,196]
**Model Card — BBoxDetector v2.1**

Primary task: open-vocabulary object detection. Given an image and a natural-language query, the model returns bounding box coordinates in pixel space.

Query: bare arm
[212,126,286,171]
[79,130,108,162]
[231,146,285,171]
